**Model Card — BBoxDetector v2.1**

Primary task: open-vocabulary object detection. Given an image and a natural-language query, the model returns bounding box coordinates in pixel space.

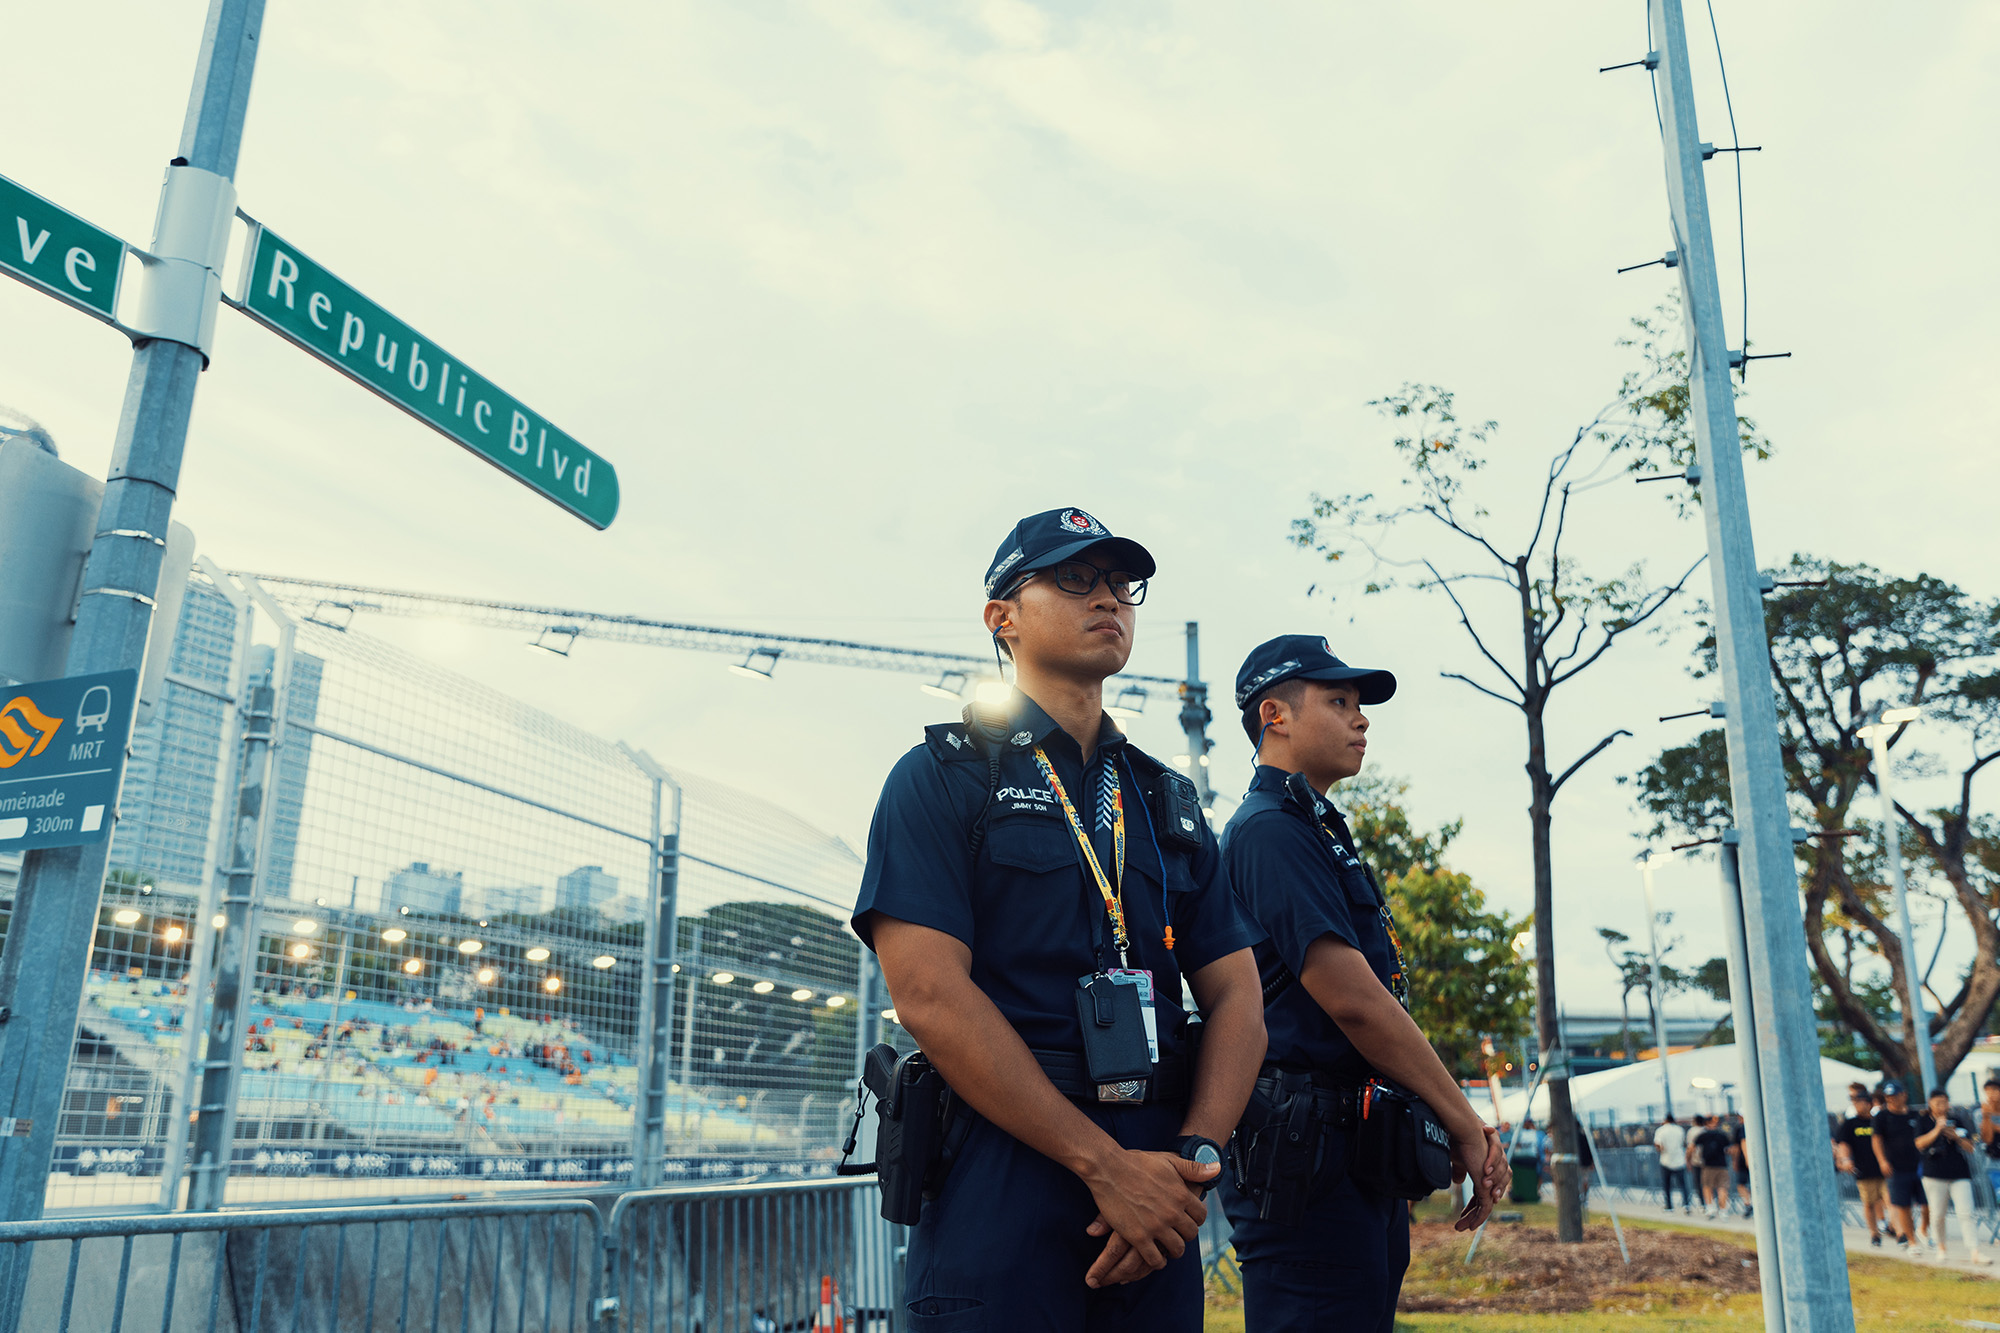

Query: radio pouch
[1076,973,1152,1085]
[1348,1078,1455,1201]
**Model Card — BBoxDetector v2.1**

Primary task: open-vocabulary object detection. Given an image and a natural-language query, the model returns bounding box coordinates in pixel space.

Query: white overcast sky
[4,2,1995,1019]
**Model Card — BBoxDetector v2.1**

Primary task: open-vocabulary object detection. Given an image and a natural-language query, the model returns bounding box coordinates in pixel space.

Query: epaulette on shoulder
[924,722,985,762]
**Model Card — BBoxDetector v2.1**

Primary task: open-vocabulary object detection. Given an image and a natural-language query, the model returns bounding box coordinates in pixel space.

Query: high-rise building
[555,865,619,915]
[387,861,464,916]
[481,884,548,918]
[111,576,238,893]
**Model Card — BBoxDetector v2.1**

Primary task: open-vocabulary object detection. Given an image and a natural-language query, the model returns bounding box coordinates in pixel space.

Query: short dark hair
[1848,1082,1870,1098]
[1929,1087,1950,1102]
[1240,678,1314,744]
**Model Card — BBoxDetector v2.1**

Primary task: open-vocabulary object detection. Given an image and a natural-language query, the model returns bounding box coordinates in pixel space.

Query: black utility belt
[1231,1064,1454,1223]
[1251,1069,1359,1129]
[1033,1048,1191,1106]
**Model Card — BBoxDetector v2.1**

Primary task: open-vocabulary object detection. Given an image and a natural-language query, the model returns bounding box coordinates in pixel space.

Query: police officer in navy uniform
[1220,636,1508,1331]
[852,508,1266,1331]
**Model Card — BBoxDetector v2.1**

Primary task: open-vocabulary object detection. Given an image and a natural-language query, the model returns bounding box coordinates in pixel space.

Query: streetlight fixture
[591,954,616,969]
[292,918,319,936]
[456,939,483,954]
[1860,702,1936,1094]
[711,971,736,985]
[381,927,408,943]
[1637,848,1677,1119]
[752,981,776,994]
[525,947,551,962]
[112,909,141,926]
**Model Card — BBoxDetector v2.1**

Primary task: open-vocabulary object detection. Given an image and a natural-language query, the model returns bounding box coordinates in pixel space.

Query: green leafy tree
[1293,298,1767,1241]
[1338,772,1531,1081]
[1629,557,2000,1083]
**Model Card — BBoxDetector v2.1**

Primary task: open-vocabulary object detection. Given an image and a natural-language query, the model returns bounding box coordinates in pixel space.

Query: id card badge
[1104,969,1159,1064]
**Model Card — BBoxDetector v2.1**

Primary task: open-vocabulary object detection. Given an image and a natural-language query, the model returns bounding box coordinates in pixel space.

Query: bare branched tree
[1289,299,1766,1243]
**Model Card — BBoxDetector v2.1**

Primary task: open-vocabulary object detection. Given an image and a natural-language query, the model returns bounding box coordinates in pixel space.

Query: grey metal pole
[1179,622,1213,811]
[1718,835,1786,1333]
[678,921,702,1137]
[1866,716,1937,1094]
[0,0,264,1239]
[620,746,681,1188]
[1640,853,1675,1120]
[1648,1,1855,1326]
[184,681,276,1210]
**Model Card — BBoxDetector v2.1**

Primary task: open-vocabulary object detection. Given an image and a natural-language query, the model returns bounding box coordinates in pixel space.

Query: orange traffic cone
[813,1275,844,1333]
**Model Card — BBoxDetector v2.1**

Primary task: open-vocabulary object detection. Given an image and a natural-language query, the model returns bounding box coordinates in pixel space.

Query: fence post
[620,745,681,1189]
[186,585,294,1210]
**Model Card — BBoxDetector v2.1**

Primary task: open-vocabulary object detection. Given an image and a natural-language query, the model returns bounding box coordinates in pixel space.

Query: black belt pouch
[1348,1078,1455,1201]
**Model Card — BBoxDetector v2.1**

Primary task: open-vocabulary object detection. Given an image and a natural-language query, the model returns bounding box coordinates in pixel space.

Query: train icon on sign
[76,686,112,733]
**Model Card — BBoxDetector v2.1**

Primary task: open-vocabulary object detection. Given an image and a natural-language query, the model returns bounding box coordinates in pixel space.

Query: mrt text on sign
[237,224,619,530]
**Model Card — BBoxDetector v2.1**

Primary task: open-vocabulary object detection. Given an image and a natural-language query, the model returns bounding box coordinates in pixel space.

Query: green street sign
[236,223,619,529]
[1,173,126,321]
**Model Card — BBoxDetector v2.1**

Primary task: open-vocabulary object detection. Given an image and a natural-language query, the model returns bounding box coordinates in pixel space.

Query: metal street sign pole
[0,0,263,1251]
[1648,0,1855,1327]
[1638,852,1675,1121]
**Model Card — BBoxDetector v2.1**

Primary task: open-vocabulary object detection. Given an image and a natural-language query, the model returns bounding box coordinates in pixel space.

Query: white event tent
[1482,1044,1878,1128]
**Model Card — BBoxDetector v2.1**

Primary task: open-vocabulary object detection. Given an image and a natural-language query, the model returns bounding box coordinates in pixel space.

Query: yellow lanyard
[1031,748,1129,964]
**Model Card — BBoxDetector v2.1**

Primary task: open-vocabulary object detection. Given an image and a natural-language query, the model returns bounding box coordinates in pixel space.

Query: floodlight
[1882,706,1921,725]
[792,988,814,1002]
[293,918,319,935]
[475,967,497,985]
[921,671,968,700]
[752,980,776,994]
[289,943,311,960]
[881,1008,899,1024]
[163,925,185,944]
[591,954,617,969]
[728,649,780,680]
[457,939,483,954]
[525,947,551,962]
[543,974,562,993]
[1107,686,1148,719]
[711,971,735,985]
[381,927,408,943]
[826,995,848,1008]
[211,913,227,930]
[112,909,141,926]
[402,957,423,975]
[1690,1076,1719,1090]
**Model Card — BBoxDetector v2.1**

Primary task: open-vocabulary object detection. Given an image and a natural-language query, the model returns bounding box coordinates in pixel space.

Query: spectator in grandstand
[1654,1114,1691,1213]
[1691,1115,1733,1217]
[1915,1087,1990,1265]
[1871,1081,1923,1248]
[1833,1084,1886,1245]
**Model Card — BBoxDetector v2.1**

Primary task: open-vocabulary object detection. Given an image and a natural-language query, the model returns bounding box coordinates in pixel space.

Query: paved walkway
[1585,1186,2000,1279]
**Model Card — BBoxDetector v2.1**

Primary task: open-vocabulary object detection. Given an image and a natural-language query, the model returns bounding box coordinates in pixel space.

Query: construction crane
[238,574,1220,808]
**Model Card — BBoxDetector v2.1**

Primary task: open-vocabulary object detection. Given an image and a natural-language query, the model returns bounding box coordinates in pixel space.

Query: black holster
[1229,1069,1350,1226]
[838,1043,972,1225]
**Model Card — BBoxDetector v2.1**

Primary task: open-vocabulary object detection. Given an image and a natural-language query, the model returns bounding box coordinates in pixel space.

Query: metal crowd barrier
[0,1179,899,1333]
[604,1178,900,1332]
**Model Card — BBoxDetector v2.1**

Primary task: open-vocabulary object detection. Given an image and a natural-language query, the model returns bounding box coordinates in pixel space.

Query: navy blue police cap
[1234,634,1397,711]
[984,508,1157,598]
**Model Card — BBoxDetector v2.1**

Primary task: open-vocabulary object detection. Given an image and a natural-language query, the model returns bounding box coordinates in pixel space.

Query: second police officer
[851,508,1267,1331]
[1220,635,1509,1330]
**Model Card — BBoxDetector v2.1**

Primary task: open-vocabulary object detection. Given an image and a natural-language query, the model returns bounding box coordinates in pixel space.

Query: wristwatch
[1172,1134,1225,1197]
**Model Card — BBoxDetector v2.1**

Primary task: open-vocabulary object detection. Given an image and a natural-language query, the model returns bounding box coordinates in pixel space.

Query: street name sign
[1,173,126,322]
[0,669,137,852]
[235,223,620,529]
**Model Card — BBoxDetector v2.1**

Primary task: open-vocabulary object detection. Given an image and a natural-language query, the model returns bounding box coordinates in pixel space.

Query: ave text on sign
[236,224,619,530]
[1,174,124,322]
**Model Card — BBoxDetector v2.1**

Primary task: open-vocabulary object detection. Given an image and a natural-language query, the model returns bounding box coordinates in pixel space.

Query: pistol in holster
[1228,1068,1345,1227]
[837,1043,973,1225]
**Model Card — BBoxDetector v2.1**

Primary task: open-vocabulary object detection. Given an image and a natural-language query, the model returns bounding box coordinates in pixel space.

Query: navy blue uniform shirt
[1221,765,1398,1077]
[852,693,1256,1058]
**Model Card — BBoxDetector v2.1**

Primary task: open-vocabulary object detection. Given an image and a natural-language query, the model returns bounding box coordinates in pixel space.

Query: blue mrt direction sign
[0,670,136,851]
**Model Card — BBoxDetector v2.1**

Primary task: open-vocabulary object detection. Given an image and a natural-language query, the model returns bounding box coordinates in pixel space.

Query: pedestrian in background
[1692,1115,1733,1218]
[1833,1083,1887,1246]
[1653,1114,1690,1214]
[1915,1087,1990,1265]
[1725,1112,1752,1217]
[1871,1080,1923,1249]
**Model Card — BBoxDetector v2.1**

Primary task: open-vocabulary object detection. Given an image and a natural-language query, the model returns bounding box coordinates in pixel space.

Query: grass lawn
[1204,1199,2000,1331]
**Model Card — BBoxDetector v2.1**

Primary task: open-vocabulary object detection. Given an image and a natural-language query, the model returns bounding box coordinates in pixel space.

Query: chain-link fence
[4,566,876,1212]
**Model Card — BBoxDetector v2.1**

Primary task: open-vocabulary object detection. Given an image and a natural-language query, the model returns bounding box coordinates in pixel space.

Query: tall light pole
[1861,704,1934,1094]
[1638,849,1676,1120]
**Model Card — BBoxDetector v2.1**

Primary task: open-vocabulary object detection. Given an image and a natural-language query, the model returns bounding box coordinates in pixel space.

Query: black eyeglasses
[1003,561,1148,606]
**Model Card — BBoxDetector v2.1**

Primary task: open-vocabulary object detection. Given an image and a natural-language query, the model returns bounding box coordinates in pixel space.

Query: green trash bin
[1508,1155,1540,1204]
